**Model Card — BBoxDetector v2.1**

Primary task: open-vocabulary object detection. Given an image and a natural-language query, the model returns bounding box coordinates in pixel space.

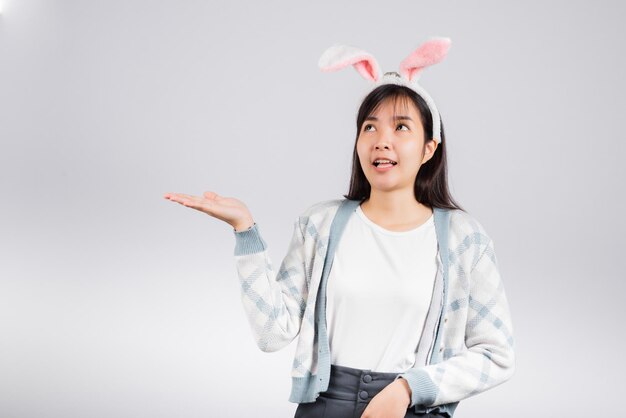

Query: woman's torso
[326,204,438,373]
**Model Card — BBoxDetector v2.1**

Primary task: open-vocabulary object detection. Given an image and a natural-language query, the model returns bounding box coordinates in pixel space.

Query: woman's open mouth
[373,160,397,172]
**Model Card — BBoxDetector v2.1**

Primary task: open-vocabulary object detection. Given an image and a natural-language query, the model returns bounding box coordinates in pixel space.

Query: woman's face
[356,96,437,193]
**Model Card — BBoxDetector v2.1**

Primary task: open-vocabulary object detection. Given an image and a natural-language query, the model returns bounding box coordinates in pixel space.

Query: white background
[1,1,624,417]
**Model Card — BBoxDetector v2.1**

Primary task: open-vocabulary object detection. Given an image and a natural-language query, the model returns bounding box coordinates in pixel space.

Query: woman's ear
[399,37,451,82]
[421,140,439,165]
[318,44,382,82]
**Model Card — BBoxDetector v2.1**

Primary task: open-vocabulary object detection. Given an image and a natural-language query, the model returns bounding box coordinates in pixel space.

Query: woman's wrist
[396,377,412,407]
[233,219,255,232]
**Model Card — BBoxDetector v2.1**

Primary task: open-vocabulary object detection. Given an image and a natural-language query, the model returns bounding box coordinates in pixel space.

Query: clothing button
[439,347,444,352]
[363,374,372,383]
[359,390,369,400]
[444,317,448,323]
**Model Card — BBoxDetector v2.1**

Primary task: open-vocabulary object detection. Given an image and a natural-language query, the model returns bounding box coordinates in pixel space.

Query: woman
[164,38,515,418]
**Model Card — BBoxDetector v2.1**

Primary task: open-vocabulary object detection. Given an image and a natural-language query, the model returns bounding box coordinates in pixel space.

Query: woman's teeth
[373,160,397,167]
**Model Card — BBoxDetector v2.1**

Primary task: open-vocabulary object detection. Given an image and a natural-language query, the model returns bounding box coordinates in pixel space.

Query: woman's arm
[163,191,308,351]
[233,216,309,352]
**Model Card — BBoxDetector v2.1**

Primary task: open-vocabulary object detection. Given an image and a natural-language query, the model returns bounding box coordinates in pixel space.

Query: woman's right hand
[163,191,255,231]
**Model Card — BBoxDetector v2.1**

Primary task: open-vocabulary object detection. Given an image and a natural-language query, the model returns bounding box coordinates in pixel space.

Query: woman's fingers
[164,192,218,214]
[184,195,211,210]
[164,192,181,200]
[165,192,217,202]
[164,193,196,208]
[164,192,195,203]
[173,194,201,207]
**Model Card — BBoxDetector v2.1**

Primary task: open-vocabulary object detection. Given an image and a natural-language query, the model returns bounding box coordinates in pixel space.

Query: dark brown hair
[342,83,465,212]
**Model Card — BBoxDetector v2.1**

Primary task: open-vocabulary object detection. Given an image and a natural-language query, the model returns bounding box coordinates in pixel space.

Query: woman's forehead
[371,95,417,116]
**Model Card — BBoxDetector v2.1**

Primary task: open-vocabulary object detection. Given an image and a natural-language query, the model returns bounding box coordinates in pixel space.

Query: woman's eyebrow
[364,116,414,121]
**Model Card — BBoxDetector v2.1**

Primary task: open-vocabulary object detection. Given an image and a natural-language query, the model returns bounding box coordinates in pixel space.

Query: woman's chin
[367,181,401,192]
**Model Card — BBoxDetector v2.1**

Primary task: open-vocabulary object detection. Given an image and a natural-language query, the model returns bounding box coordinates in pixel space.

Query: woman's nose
[375,127,393,148]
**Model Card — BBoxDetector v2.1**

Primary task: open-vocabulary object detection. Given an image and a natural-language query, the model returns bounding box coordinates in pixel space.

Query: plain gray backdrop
[1,0,624,417]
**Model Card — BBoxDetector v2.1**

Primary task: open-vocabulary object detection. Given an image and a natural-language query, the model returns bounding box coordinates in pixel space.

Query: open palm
[163,191,253,229]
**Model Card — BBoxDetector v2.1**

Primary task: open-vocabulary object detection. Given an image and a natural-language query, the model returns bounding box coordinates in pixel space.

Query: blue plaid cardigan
[232,198,515,417]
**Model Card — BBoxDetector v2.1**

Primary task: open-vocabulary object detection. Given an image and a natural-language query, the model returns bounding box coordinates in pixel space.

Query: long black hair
[342,83,465,212]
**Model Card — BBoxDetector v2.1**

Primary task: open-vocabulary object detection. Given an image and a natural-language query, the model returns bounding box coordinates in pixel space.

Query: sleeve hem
[233,223,267,255]
[396,369,438,408]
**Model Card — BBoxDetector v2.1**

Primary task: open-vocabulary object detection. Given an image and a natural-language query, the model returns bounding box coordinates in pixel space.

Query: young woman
[164,39,515,418]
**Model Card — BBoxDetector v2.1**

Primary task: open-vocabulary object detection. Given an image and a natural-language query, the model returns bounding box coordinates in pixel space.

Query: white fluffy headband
[318,37,451,144]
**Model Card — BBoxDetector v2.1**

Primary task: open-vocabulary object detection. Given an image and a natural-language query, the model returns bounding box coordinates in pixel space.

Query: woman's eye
[397,124,409,131]
[363,124,374,132]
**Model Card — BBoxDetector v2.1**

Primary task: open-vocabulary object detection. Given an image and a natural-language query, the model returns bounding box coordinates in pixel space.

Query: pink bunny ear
[318,44,381,82]
[399,37,451,82]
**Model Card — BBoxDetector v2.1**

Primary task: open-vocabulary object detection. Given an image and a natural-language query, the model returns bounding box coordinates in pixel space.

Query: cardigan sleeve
[396,236,516,409]
[232,216,309,353]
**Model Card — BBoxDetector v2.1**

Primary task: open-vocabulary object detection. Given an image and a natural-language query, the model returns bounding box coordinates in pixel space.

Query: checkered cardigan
[232,198,515,416]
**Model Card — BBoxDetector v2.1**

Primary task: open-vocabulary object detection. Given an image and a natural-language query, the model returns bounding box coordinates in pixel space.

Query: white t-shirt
[326,203,438,373]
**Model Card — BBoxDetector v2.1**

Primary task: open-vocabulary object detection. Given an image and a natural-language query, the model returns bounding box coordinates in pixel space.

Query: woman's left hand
[360,378,411,418]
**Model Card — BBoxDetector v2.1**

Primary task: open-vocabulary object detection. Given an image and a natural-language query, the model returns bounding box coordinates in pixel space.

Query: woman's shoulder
[292,198,346,239]
[445,207,492,242]
[298,197,346,218]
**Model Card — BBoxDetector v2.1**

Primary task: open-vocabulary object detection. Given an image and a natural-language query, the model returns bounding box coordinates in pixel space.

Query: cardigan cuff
[233,223,267,255]
[396,369,437,408]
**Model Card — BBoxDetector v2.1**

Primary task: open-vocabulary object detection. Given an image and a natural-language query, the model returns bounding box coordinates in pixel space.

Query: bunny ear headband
[318,37,451,144]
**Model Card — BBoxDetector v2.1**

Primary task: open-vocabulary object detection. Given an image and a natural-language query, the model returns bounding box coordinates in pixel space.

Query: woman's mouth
[373,160,397,172]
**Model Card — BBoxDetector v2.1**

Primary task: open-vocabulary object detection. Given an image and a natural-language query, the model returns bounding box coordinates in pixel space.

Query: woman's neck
[360,190,433,231]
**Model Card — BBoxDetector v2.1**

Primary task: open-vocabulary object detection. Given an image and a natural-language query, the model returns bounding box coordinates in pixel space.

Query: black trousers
[294,363,447,418]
